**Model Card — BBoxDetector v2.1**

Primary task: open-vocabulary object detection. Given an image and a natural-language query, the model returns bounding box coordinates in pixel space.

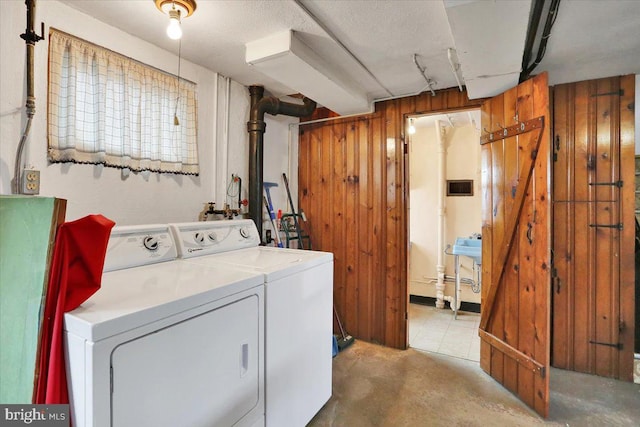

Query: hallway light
[155,0,197,40]
[408,118,416,135]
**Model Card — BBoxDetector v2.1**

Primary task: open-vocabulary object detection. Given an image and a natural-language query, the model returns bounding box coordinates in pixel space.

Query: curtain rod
[49,27,197,86]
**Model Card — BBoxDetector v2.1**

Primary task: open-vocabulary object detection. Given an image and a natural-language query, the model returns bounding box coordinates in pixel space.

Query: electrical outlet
[21,169,40,195]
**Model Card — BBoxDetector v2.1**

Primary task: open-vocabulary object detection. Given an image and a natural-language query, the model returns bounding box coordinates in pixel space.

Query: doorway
[406,74,636,419]
[407,109,482,362]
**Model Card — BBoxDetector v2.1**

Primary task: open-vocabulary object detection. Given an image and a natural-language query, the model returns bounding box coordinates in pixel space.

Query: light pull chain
[174,38,181,126]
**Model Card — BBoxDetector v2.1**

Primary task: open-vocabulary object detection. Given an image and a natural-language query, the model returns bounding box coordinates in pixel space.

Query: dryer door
[111,294,262,427]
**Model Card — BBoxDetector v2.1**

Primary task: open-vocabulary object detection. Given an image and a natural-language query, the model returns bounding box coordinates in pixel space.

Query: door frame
[404,107,483,349]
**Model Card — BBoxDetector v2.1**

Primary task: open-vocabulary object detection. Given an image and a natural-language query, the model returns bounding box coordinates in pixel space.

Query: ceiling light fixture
[408,118,416,135]
[155,0,197,40]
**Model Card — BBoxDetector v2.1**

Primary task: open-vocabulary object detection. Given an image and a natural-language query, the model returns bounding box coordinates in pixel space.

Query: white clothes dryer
[170,220,334,427]
[64,224,265,427]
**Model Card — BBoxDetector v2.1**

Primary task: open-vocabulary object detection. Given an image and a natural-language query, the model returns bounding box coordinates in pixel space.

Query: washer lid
[64,261,263,341]
[183,246,333,282]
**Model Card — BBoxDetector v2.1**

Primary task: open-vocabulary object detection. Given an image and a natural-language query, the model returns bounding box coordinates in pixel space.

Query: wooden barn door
[479,72,551,417]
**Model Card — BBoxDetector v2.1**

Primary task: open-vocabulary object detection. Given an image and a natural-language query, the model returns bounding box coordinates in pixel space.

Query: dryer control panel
[170,220,260,258]
[104,224,177,272]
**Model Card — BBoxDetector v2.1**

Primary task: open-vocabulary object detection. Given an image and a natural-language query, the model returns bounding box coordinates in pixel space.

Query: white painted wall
[211,79,300,239]
[0,0,272,226]
[409,122,482,304]
[210,77,300,229]
[215,77,251,215]
[262,114,299,242]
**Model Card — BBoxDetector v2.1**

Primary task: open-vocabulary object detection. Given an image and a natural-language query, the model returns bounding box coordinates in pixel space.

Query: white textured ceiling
[538,0,640,85]
[57,0,640,113]
[295,0,458,99]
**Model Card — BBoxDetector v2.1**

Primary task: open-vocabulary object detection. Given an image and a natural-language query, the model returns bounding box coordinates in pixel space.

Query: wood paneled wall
[551,75,635,381]
[298,89,483,349]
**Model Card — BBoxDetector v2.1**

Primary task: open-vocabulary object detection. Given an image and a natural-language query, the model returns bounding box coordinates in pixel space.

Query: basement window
[447,180,474,196]
[47,29,199,175]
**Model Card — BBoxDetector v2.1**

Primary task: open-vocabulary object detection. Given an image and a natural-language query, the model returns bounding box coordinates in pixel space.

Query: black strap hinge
[588,180,623,188]
[590,89,624,98]
[589,223,623,230]
[589,340,623,350]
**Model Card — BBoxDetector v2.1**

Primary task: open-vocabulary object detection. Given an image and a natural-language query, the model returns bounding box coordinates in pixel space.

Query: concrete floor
[309,340,640,427]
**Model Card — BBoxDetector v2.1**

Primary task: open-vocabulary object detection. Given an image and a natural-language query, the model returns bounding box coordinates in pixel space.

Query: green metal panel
[0,196,59,403]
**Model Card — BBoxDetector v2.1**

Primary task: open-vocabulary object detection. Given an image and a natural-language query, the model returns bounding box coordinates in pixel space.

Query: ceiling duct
[245,30,370,115]
[444,0,531,99]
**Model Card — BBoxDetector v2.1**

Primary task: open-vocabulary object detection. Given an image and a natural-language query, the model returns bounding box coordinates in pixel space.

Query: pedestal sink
[449,238,482,319]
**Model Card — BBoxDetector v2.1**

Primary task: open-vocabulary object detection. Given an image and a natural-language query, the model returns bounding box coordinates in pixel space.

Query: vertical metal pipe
[247,86,266,239]
[221,76,231,201]
[25,0,36,112]
[247,86,316,242]
[211,73,218,201]
[435,120,447,309]
[14,0,41,194]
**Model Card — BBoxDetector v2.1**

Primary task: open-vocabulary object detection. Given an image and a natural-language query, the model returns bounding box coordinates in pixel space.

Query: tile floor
[409,302,480,362]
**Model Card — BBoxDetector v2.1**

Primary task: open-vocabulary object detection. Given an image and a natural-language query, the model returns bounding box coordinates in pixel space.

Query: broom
[333,305,355,350]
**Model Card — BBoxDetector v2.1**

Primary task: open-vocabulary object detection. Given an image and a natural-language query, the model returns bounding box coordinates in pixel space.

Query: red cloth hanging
[34,214,115,404]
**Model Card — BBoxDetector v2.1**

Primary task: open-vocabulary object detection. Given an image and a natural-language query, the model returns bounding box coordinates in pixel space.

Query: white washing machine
[64,224,265,427]
[170,220,334,427]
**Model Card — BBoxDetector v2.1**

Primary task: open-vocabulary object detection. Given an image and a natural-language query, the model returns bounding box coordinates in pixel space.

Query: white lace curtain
[48,29,199,175]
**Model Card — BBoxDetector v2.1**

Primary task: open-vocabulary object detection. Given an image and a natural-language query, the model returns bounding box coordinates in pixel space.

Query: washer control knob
[143,236,159,251]
[208,232,218,242]
[239,227,250,239]
[194,232,205,244]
